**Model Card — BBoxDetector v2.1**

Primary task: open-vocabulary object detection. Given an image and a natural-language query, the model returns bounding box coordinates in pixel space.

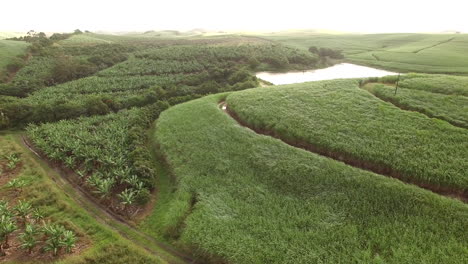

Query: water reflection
[256,63,397,85]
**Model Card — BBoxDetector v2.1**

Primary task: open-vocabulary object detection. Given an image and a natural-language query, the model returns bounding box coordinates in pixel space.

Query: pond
[256,63,398,85]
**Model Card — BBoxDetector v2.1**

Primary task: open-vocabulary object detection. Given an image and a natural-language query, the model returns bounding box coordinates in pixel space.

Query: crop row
[27,102,169,215]
[154,93,468,263]
[226,79,468,192]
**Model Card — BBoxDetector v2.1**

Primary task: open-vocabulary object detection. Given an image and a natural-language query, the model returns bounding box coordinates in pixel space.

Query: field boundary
[219,102,467,203]
[413,37,455,54]
[363,85,468,129]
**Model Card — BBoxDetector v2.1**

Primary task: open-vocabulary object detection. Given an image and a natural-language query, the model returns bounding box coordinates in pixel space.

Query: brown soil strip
[219,102,467,203]
[21,136,195,264]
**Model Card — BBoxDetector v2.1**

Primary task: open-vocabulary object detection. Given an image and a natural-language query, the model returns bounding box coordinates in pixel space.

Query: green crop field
[397,73,468,96]
[226,79,468,193]
[257,32,468,73]
[153,93,468,263]
[1,28,467,264]
[59,33,113,45]
[365,83,468,128]
[0,134,166,263]
[0,40,29,75]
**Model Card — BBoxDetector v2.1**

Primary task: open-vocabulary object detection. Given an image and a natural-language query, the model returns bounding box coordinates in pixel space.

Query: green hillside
[153,92,468,263]
[260,32,468,73]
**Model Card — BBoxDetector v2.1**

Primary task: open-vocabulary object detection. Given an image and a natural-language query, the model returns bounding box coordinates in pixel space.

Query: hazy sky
[1,0,467,33]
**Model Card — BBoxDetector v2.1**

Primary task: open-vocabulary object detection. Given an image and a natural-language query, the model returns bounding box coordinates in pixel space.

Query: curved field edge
[363,84,468,129]
[226,80,468,194]
[153,94,468,263]
[0,133,165,264]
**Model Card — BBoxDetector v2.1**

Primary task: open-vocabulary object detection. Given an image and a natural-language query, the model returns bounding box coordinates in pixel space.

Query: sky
[1,0,467,33]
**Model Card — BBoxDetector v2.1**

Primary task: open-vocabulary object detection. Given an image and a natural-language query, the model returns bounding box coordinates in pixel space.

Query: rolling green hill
[259,32,468,73]
[0,40,29,78]
[153,91,468,263]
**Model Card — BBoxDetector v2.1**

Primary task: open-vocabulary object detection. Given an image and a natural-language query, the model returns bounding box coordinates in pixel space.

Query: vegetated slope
[260,32,468,73]
[226,79,468,194]
[1,35,317,129]
[396,73,468,96]
[0,40,30,80]
[16,34,324,261]
[155,94,468,263]
[26,103,169,217]
[0,134,165,263]
[59,33,113,45]
[365,83,468,128]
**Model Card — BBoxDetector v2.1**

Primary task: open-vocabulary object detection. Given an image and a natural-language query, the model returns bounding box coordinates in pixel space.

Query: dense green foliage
[27,103,169,213]
[226,79,468,192]
[4,30,468,263]
[155,93,468,263]
[0,35,318,128]
[366,83,468,128]
[397,74,468,96]
[0,198,77,256]
[0,134,165,263]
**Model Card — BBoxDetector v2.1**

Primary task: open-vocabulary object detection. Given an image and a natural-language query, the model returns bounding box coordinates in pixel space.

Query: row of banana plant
[0,199,76,256]
[26,102,168,216]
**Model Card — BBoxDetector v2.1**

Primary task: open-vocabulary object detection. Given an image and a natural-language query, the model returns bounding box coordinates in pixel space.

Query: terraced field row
[154,91,468,263]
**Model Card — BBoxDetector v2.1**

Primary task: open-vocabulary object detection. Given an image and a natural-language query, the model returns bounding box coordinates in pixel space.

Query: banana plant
[0,200,11,216]
[19,224,40,254]
[94,178,115,200]
[14,200,32,225]
[43,223,65,255]
[64,156,76,169]
[60,230,76,253]
[43,235,62,256]
[0,215,17,249]
[31,208,45,225]
[118,188,136,217]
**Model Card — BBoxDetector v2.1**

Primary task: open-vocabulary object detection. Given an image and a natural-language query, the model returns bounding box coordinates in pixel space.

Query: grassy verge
[154,94,468,263]
[137,124,178,240]
[0,132,172,263]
